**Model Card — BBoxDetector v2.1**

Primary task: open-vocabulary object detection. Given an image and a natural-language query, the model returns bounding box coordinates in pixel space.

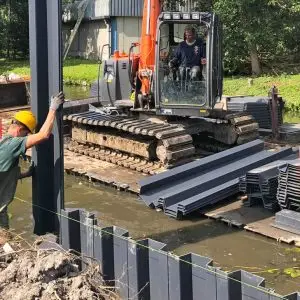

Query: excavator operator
[169,25,206,81]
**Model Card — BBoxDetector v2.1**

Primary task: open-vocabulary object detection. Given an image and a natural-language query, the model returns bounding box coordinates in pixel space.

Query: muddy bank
[0,236,118,300]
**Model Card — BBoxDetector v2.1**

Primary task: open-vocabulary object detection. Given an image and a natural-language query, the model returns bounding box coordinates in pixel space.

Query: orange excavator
[65,0,259,174]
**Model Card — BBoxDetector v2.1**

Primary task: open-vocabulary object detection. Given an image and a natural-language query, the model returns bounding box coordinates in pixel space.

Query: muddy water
[10,173,300,295]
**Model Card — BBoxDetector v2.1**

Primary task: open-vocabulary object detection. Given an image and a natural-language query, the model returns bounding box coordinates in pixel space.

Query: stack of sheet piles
[277,159,300,210]
[139,140,294,219]
[239,154,298,211]
[227,96,283,129]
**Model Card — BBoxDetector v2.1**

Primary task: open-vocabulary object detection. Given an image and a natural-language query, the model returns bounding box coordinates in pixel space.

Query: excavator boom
[139,0,161,96]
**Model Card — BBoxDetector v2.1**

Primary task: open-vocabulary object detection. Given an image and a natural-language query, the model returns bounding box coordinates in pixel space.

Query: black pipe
[97,43,110,105]
[128,43,138,90]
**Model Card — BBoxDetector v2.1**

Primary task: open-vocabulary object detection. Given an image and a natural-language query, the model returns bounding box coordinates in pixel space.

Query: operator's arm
[174,44,182,64]
[169,44,182,67]
[25,92,64,149]
[201,40,207,65]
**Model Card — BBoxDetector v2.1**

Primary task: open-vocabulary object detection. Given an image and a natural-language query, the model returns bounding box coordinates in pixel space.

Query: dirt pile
[0,246,118,300]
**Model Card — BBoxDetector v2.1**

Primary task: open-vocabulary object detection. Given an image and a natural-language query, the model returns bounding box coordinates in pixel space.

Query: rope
[13,195,288,299]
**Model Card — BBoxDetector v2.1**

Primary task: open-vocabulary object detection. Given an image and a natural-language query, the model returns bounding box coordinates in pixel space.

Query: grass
[0,58,99,86]
[224,75,300,112]
[1,58,300,111]
[62,58,99,85]
[0,59,31,78]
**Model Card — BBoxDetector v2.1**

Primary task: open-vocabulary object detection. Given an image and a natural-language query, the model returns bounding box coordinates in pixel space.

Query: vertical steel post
[28,0,63,235]
[270,86,279,140]
[46,0,65,233]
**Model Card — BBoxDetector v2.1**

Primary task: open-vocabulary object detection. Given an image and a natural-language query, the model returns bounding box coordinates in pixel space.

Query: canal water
[11,172,300,295]
[8,85,299,294]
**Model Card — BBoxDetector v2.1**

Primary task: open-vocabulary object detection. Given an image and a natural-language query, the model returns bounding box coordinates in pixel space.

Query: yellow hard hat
[14,111,37,133]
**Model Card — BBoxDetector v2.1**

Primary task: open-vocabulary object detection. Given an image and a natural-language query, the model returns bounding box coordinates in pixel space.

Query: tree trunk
[249,44,262,75]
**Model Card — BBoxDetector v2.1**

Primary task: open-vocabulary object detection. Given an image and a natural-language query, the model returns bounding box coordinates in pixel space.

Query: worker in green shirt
[0,91,65,229]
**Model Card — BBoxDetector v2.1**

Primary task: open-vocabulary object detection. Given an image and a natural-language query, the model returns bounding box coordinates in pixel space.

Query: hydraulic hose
[97,44,110,105]
[128,43,139,90]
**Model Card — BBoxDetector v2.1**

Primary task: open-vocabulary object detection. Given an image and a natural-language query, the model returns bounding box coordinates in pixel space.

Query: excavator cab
[154,12,223,117]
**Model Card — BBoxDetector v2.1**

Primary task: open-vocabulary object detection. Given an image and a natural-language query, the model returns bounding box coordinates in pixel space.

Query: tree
[167,0,300,75]
[215,0,300,74]
[0,0,29,59]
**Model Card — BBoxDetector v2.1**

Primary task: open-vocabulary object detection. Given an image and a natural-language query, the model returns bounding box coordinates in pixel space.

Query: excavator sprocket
[179,112,259,146]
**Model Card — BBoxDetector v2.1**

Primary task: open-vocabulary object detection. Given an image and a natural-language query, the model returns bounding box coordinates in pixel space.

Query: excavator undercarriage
[64,110,259,174]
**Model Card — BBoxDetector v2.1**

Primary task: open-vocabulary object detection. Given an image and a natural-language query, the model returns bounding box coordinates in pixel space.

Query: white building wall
[116,17,142,54]
[62,16,142,60]
[62,20,110,60]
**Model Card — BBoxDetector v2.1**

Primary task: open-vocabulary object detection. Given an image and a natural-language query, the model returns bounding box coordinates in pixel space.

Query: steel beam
[29,0,63,235]
[47,0,64,233]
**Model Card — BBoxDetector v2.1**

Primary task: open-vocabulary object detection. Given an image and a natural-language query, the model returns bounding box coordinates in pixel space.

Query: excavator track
[64,112,196,165]
[63,111,259,172]
[177,112,259,146]
[65,140,166,175]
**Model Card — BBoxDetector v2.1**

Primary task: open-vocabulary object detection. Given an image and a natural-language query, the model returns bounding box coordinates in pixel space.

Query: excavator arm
[136,0,162,106]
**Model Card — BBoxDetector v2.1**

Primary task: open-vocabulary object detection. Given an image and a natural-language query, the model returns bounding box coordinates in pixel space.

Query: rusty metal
[65,141,165,175]
[72,125,157,159]
[65,113,196,164]
[269,86,280,140]
[64,110,259,169]
[0,81,29,109]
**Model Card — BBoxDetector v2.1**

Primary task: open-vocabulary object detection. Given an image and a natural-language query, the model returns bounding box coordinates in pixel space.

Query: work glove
[19,161,35,179]
[50,91,65,111]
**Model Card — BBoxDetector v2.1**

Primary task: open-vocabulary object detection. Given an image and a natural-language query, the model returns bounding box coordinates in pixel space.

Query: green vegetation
[0,58,30,77]
[1,0,300,75]
[0,58,99,86]
[224,75,300,112]
[62,58,99,85]
[1,58,300,111]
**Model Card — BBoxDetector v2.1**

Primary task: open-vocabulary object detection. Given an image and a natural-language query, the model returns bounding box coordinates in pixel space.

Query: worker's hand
[50,91,65,111]
[19,161,35,179]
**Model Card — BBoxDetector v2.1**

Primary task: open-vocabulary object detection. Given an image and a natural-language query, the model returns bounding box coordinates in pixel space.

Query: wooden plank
[63,149,144,194]
[202,199,300,246]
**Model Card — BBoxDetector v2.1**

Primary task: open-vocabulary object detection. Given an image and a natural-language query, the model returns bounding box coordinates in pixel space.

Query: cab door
[207,14,223,108]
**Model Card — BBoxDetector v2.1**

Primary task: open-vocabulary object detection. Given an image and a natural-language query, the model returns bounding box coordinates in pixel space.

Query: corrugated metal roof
[63,0,201,21]
[110,0,143,17]
[63,0,143,23]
